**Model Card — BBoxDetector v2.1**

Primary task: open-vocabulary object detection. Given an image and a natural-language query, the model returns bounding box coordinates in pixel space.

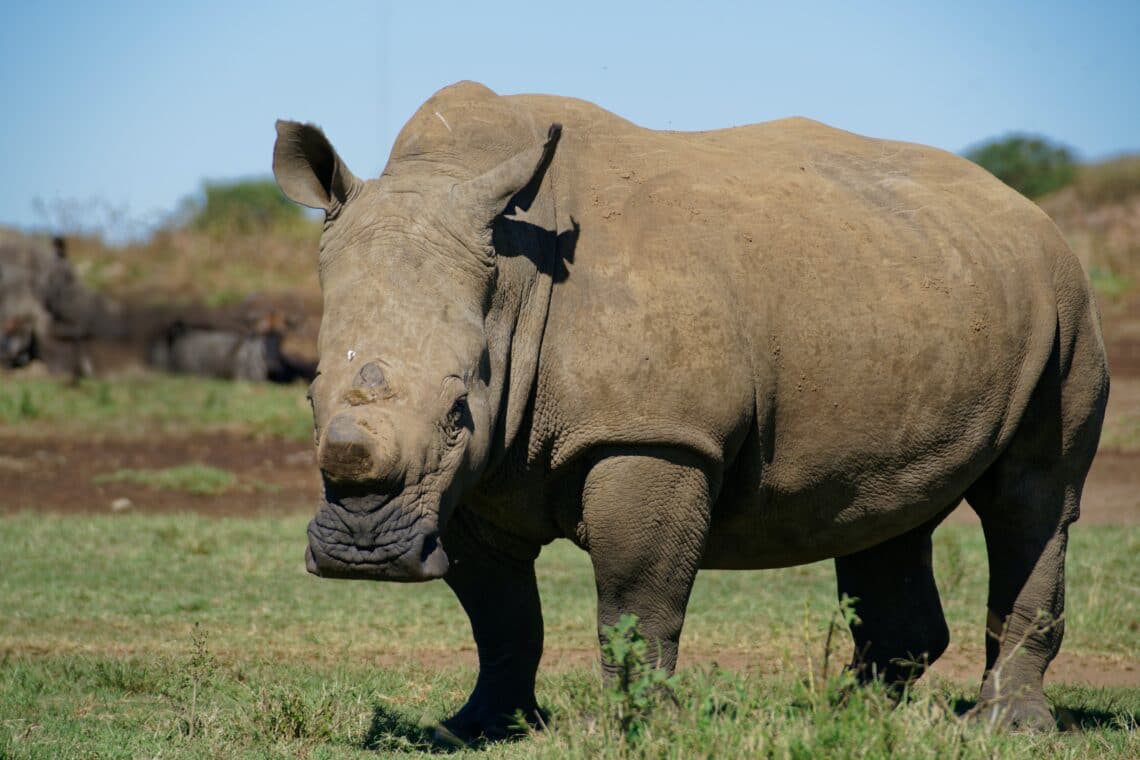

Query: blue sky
[2,1,1138,238]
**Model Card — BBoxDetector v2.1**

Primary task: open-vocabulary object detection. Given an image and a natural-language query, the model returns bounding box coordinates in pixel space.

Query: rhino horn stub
[318,412,402,486]
[450,122,562,227]
[273,120,362,215]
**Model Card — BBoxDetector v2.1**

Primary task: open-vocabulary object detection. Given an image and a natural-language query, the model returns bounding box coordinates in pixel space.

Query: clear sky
[2,1,1138,238]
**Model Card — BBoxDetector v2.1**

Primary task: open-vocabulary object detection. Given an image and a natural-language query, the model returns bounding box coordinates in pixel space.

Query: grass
[0,512,1137,757]
[93,464,239,496]
[0,374,312,442]
[2,653,1135,758]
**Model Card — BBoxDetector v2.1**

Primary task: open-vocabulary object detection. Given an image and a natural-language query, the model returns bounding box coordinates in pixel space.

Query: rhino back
[502,97,1071,541]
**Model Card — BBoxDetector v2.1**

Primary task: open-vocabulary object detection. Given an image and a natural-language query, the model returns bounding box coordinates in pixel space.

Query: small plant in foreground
[819,593,861,697]
[600,614,680,743]
[18,387,39,419]
[176,622,216,740]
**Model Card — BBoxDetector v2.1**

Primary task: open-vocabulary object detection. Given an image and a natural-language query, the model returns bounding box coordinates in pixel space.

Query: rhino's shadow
[360,704,457,754]
[360,702,543,753]
[949,697,1136,732]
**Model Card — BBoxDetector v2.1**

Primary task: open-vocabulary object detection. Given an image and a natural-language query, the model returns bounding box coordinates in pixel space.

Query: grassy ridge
[66,221,321,308]
[0,374,311,442]
[1,513,1137,756]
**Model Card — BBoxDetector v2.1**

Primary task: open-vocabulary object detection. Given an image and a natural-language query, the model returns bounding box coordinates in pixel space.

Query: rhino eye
[446,395,468,432]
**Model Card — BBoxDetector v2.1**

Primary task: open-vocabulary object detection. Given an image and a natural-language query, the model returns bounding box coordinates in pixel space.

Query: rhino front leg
[439,509,545,743]
[581,447,714,676]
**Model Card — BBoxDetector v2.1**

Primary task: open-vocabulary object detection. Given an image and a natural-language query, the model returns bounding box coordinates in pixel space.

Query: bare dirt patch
[0,432,320,516]
[946,448,1140,526]
[531,646,1140,688]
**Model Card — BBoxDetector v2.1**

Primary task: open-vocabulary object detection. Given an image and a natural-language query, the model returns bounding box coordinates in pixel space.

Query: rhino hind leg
[581,447,714,677]
[964,310,1108,731]
[834,513,952,693]
[438,509,545,744]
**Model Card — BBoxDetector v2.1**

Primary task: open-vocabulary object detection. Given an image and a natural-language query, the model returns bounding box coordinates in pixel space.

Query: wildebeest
[147,308,315,383]
[274,81,1108,740]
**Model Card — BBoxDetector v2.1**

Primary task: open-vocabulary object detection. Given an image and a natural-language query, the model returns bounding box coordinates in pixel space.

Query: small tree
[182,178,307,236]
[965,135,1076,199]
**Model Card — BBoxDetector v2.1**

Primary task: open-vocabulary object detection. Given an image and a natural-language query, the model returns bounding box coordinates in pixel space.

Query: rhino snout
[305,516,449,582]
[318,413,402,485]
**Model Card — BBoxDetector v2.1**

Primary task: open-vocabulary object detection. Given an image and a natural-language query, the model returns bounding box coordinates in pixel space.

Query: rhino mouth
[305,490,449,582]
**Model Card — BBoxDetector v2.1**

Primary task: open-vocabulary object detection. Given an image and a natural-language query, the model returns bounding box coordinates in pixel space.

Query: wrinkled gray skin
[0,232,116,375]
[274,82,1108,741]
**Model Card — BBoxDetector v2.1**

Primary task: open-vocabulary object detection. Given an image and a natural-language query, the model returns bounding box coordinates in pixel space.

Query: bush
[182,178,307,237]
[599,614,680,742]
[965,135,1077,199]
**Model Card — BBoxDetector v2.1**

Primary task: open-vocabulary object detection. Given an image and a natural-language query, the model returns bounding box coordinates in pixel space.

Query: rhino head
[274,106,560,582]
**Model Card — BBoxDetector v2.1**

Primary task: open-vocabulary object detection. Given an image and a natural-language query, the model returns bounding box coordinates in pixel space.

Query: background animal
[0,232,115,376]
[147,307,315,383]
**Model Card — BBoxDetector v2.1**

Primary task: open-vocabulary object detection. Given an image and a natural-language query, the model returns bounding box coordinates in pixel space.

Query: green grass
[1,514,1136,757]
[1089,265,1134,301]
[0,374,311,441]
[93,464,240,496]
[2,654,1135,758]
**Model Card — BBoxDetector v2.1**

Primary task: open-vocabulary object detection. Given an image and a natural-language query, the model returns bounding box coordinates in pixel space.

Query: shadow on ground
[361,704,457,754]
[950,697,1137,732]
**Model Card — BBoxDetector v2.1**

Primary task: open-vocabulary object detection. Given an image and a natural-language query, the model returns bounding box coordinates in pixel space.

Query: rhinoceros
[0,233,112,375]
[1,308,43,368]
[273,82,1108,739]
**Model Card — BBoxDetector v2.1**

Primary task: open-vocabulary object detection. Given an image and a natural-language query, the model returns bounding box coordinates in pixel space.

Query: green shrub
[600,614,680,742]
[966,135,1077,199]
[181,178,307,237]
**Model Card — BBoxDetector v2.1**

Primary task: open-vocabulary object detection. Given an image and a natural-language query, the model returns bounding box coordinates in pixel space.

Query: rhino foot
[434,701,547,746]
[968,695,1055,732]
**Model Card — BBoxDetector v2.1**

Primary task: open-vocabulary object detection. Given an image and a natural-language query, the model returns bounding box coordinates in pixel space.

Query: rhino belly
[697,469,975,569]
[697,357,1031,571]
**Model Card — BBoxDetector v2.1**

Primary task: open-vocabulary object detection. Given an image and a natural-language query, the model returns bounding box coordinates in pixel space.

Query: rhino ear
[451,123,562,227]
[273,120,362,214]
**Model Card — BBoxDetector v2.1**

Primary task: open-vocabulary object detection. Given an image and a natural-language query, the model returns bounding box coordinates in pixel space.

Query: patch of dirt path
[0,432,320,516]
